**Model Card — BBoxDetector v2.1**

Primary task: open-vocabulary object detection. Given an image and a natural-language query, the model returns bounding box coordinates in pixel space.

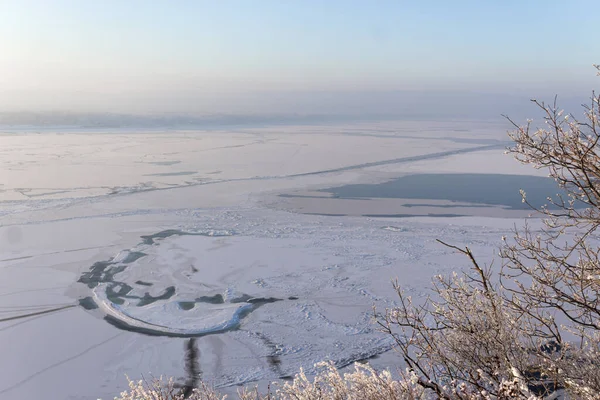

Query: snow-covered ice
[0,120,547,399]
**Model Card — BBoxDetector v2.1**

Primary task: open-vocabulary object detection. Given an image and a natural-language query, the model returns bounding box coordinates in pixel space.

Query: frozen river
[0,120,551,399]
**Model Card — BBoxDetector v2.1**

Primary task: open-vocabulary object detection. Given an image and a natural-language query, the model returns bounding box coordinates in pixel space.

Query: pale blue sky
[0,0,597,114]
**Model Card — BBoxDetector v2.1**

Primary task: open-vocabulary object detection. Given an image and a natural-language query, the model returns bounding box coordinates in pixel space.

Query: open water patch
[319,173,565,210]
[144,171,197,177]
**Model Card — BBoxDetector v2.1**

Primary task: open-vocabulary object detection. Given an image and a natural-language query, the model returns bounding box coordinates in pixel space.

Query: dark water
[144,171,196,177]
[320,173,564,210]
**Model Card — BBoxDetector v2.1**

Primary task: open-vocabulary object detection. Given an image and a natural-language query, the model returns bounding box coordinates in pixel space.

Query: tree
[379,65,600,399]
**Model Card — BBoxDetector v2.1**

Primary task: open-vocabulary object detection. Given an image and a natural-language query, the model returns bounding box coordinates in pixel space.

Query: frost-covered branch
[379,66,600,400]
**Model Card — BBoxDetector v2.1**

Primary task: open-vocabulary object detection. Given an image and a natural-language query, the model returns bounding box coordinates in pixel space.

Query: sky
[0,0,598,117]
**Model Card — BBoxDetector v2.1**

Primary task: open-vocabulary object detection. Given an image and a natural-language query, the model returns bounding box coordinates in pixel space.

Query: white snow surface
[0,120,546,399]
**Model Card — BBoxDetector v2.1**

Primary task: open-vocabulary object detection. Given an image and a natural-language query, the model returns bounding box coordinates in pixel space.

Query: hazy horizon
[1,1,598,118]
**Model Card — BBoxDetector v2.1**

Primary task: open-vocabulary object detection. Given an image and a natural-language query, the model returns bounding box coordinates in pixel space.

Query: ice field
[0,120,552,399]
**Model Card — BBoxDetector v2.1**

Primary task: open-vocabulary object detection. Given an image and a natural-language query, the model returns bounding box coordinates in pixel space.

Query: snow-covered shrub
[112,361,472,400]
[112,361,557,399]
[267,361,426,399]
[113,376,225,400]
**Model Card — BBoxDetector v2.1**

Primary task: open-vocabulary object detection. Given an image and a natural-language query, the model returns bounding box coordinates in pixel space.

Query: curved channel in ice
[80,227,314,338]
[94,288,253,337]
